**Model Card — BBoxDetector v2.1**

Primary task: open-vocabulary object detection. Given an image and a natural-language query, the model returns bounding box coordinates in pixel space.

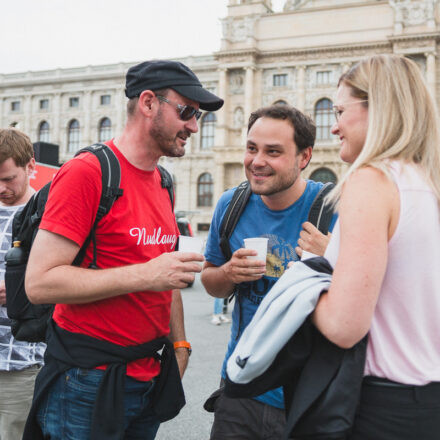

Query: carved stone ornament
[221,16,258,42]
[389,0,438,30]
[233,107,244,128]
[229,70,245,94]
[283,0,310,11]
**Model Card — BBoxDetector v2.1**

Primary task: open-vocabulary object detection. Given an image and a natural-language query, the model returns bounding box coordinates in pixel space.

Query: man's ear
[299,146,313,170]
[26,158,36,176]
[137,90,156,117]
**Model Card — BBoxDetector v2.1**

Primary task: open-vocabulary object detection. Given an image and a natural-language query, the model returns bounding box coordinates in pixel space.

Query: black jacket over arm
[225,257,367,440]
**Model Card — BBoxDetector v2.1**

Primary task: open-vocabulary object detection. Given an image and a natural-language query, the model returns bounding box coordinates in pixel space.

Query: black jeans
[349,377,440,440]
[208,380,286,440]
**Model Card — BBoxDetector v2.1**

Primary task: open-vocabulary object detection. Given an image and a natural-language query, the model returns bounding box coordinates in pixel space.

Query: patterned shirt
[0,204,45,371]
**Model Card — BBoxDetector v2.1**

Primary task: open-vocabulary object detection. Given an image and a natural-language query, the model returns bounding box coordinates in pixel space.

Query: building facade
[1,0,439,232]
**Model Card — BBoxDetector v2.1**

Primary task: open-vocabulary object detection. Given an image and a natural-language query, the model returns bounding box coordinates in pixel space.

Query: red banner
[30,162,59,191]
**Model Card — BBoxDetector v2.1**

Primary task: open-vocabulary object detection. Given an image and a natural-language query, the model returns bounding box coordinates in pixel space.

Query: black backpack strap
[72,143,123,268]
[307,182,335,235]
[157,164,175,211]
[219,181,252,261]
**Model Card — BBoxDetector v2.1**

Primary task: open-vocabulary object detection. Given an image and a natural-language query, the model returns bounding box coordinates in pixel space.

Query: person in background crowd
[0,128,45,440]
[211,297,231,325]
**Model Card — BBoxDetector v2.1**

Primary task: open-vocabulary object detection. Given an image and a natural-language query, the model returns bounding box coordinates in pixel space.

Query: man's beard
[247,163,300,196]
[150,109,189,158]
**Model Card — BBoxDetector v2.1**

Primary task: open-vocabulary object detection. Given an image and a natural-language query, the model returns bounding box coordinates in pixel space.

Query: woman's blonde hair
[330,54,440,202]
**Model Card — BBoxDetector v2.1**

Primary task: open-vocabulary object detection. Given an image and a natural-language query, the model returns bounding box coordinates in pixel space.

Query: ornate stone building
[0,0,439,232]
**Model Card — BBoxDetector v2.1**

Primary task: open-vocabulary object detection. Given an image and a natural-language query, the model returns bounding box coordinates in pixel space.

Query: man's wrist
[173,340,192,356]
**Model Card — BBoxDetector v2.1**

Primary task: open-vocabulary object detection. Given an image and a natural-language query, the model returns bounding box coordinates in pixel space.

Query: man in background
[0,128,45,440]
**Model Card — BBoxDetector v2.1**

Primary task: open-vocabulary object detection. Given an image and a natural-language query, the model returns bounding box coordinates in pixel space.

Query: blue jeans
[213,298,223,315]
[36,367,160,440]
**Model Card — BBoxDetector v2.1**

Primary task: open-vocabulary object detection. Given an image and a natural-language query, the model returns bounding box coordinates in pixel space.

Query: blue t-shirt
[205,180,329,409]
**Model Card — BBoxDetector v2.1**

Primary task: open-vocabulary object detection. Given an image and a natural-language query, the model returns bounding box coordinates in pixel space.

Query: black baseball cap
[125,60,224,111]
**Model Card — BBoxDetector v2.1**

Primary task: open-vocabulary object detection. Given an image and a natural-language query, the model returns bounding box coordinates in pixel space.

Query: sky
[1,0,286,74]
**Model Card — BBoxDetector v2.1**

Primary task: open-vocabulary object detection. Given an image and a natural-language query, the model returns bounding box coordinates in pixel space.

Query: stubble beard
[150,109,187,158]
[247,163,301,197]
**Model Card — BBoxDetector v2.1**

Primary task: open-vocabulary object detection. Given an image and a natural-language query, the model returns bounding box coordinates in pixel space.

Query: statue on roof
[283,0,309,11]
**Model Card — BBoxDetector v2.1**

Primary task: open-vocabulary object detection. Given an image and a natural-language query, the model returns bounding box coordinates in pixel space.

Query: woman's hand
[295,222,331,258]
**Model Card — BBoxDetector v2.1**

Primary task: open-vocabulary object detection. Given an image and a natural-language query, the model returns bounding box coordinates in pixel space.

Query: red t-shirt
[40,140,179,381]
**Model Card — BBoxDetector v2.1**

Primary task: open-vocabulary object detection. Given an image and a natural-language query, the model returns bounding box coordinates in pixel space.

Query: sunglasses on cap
[156,95,202,121]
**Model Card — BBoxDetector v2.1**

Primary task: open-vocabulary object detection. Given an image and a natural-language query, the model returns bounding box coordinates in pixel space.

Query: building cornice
[216,31,440,65]
[0,55,219,88]
[280,0,389,15]
[387,31,440,43]
[215,48,261,61]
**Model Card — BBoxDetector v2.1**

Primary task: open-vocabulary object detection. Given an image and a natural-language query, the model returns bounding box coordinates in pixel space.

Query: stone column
[244,66,255,122]
[23,95,32,135]
[297,65,306,111]
[425,52,436,100]
[216,68,228,147]
[53,93,61,149]
[83,91,92,146]
[116,88,125,135]
[214,162,225,209]
[242,66,255,143]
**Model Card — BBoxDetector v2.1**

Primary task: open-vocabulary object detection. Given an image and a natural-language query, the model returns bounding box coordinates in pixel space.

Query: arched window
[99,117,112,142]
[38,121,50,142]
[309,167,337,184]
[201,113,216,150]
[274,100,288,106]
[197,173,213,207]
[314,98,333,141]
[67,119,80,153]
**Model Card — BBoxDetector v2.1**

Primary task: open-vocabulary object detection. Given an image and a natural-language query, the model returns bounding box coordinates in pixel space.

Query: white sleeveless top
[325,162,440,385]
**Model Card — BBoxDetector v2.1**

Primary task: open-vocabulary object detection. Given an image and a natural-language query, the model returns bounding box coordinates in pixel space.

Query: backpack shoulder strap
[72,143,123,267]
[11,181,52,251]
[307,182,335,235]
[75,143,123,223]
[219,181,252,261]
[157,164,175,210]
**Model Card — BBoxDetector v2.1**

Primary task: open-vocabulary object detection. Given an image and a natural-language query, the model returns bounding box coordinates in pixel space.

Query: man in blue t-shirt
[202,105,332,440]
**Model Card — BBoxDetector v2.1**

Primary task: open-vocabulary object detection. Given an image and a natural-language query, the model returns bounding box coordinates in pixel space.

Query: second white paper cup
[178,236,204,254]
[243,237,268,263]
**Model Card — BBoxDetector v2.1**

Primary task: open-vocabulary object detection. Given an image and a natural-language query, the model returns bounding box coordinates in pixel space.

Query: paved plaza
[157,275,232,440]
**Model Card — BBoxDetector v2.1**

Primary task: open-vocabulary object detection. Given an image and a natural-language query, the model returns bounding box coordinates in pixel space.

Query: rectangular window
[69,97,79,108]
[39,99,49,110]
[273,74,287,87]
[316,71,331,85]
[100,94,111,105]
[11,101,21,112]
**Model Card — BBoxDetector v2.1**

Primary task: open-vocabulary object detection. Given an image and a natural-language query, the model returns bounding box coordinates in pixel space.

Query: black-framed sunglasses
[156,95,202,121]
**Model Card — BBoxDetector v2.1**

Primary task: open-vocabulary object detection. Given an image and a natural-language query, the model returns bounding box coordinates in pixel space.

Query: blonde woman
[312,55,440,439]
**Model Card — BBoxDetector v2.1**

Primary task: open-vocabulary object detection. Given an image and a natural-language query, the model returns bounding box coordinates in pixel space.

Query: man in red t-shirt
[25,60,223,440]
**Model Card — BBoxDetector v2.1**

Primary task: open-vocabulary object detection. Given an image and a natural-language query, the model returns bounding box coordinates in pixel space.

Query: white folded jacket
[226,261,331,385]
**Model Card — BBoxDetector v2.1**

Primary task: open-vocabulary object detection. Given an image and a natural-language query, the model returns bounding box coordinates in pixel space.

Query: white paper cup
[301,250,318,260]
[243,237,268,264]
[178,236,204,254]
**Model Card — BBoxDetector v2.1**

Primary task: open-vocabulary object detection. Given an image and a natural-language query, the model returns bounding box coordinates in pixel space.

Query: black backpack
[4,143,174,343]
[219,181,335,261]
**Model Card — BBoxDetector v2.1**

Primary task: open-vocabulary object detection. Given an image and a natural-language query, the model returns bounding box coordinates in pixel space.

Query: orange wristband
[173,340,192,356]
